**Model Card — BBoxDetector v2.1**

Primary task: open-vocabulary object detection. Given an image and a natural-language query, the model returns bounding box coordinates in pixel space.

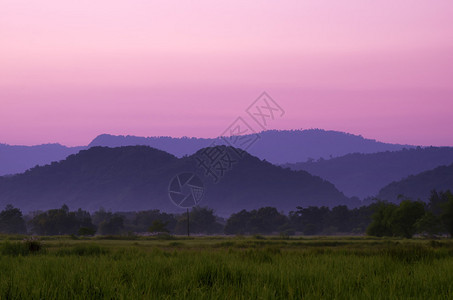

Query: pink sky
[1,0,453,146]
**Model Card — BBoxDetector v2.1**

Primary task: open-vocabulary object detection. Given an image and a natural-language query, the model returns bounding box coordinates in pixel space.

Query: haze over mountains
[0,144,85,176]
[284,147,453,199]
[0,146,353,215]
[1,129,452,214]
[88,129,414,164]
[377,163,453,203]
[0,129,413,176]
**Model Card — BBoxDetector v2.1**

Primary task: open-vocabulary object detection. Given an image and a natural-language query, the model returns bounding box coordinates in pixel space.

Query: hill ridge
[0,145,354,215]
[377,163,453,202]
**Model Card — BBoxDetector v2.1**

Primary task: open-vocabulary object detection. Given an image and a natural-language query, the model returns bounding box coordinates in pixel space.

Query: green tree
[391,200,425,238]
[175,207,223,235]
[249,207,288,234]
[428,190,445,216]
[416,211,443,237]
[366,202,397,237]
[29,205,95,235]
[441,192,453,237]
[328,205,351,233]
[349,203,378,233]
[225,210,252,234]
[292,206,330,235]
[30,205,77,235]
[0,204,27,234]
[225,207,288,235]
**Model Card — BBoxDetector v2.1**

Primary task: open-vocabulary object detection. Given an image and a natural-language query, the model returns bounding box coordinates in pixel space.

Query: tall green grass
[0,237,452,299]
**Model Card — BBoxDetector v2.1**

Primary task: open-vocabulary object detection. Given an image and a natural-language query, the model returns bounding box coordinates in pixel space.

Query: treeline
[0,205,223,236]
[0,190,452,237]
[226,191,453,237]
[367,190,453,238]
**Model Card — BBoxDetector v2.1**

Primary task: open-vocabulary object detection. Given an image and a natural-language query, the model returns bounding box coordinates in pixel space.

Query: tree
[98,214,124,235]
[30,205,77,235]
[328,205,351,232]
[29,205,95,235]
[249,207,288,234]
[74,208,95,228]
[428,190,445,216]
[0,204,27,234]
[225,210,252,234]
[291,206,330,235]
[148,220,169,233]
[349,204,376,233]
[390,200,425,238]
[92,208,112,226]
[175,207,223,235]
[416,212,443,237]
[133,210,176,233]
[225,207,288,235]
[441,192,453,237]
[366,202,397,237]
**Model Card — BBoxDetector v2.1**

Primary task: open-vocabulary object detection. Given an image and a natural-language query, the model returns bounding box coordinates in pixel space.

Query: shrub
[78,227,96,236]
[0,238,43,256]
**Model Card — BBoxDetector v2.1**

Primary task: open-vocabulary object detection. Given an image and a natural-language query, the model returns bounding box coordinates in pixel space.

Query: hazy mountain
[0,146,355,216]
[0,144,85,176]
[377,163,453,203]
[0,129,414,176]
[88,134,212,157]
[283,147,453,199]
[89,129,414,164]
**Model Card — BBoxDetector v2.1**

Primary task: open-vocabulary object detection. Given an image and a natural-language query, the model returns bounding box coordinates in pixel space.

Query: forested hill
[283,147,453,199]
[0,129,413,176]
[377,163,453,203]
[0,146,355,215]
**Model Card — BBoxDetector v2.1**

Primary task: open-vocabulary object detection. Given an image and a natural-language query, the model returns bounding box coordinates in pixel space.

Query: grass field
[1,235,452,299]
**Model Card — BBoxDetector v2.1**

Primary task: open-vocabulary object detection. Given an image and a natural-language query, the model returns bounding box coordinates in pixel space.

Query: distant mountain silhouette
[284,147,453,199]
[88,134,212,157]
[0,144,84,176]
[376,163,453,203]
[89,129,414,164]
[0,146,355,215]
[0,129,415,176]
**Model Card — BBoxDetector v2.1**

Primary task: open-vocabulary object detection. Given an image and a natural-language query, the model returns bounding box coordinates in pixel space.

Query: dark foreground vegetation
[0,236,453,299]
[1,190,452,298]
[1,190,452,238]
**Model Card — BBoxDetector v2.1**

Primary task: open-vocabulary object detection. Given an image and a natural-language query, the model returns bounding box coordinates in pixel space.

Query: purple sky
[1,1,453,146]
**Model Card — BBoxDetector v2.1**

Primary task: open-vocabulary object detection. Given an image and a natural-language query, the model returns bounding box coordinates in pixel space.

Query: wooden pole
[187,208,190,237]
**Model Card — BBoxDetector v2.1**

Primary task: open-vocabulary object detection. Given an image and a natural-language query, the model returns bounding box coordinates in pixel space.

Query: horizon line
[1,127,449,148]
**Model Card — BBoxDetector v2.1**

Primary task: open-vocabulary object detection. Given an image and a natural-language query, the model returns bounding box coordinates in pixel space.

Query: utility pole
[187,208,190,237]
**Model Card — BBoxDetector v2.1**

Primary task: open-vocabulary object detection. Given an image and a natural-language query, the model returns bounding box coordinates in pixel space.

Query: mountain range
[376,163,453,203]
[2,130,451,213]
[0,146,355,215]
[0,129,414,176]
[0,144,85,176]
[88,129,414,164]
[284,147,453,199]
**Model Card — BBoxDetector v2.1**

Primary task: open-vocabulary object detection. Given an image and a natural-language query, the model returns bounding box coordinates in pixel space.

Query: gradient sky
[1,0,453,146]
